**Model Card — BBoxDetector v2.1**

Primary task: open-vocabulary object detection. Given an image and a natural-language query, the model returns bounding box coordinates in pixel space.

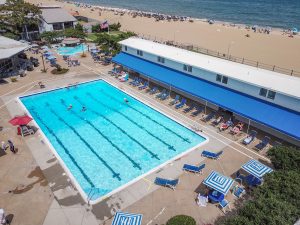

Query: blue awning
[203,171,234,195]
[113,53,300,140]
[242,159,273,179]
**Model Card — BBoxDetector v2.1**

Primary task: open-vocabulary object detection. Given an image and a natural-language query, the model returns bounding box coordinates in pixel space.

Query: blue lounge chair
[191,106,204,117]
[175,98,186,109]
[154,177,179,190]
[149,86,158,95]
[201,150,223,159]
[160,91,170,100]
[133,78,143,87]
[156,89,166,99]
[243,130,257,145]
[202,111,216,122]
[219,199,230,213]
[169,95,180,105]
[129,77,138,85]
[138,81,149,90]
[255,136,270,151]
[233,186,245,198]
[183,103,195,113]
[183,163,205,174]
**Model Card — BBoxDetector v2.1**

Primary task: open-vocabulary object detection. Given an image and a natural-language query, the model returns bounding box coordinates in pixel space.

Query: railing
[129,32,300,77]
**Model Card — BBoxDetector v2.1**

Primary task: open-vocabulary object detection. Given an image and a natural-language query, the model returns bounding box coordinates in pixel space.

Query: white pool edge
[17,78,209,205]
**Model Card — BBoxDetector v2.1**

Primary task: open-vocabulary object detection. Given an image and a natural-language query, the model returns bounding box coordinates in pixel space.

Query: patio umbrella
[9,115,32,126]
[241,159,273,179]
[112,211,142,225]
[203,171,234,195]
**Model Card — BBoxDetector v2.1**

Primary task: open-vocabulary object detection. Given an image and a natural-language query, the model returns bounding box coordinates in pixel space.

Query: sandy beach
[27,0,300,73]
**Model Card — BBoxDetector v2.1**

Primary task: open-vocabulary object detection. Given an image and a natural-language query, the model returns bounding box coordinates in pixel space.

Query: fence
[131,32,300,77]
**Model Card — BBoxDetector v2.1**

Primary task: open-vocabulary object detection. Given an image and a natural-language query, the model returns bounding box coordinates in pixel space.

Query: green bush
[267,146,300,171]
[166,215,196,225]
[10,77,17,82]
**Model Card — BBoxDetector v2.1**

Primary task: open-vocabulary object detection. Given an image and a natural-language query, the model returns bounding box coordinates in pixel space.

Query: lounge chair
[149,86,158,95]
[169,95,180,105]
[183,163,205,174]
[232,185,245,198]
[160,91,170,100]
[191,106,203,117]
[212,115,224,126]
[183,103,195,113]
[138,81,149,90]
[201,111,216,122]
[219,199,230,213]
[156,89,166,99]
[243,130,257,145]
[255,136,270,151]
[133,78,142,87]
[196,193,208,207]
[219,119,234,131]
[129,77,138,85]
[19,125,34,137]
[201,150,223,159]
[175,98,186,109]
[230,122,244,135]
[154,177,179,190]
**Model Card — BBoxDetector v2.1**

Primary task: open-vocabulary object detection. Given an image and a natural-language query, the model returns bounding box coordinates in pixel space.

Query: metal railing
[130,32,300,77]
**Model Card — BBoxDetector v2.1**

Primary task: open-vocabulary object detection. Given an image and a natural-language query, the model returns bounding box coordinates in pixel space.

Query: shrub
[51,65,69,75]
[267,146,300,171]
[81,53,87,57]
[166,215,196,225]
[10,77,17,82]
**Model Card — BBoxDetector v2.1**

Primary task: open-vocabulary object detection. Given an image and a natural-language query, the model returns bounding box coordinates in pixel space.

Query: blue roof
[203,171,234,195]
[112,211,142,225]
[113,53,300,140]
[242,159,273,179]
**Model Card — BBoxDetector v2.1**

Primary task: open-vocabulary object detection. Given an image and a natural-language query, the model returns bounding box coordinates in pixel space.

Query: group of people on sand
[1,140,17,154]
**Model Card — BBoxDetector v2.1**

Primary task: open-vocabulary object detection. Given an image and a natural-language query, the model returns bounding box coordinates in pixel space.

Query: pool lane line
[45,103,122,181]
[86,92,176,151]
[29,107,96,188]
[60,99,143,170]
[99,89,192,143]
[73,96,160,160]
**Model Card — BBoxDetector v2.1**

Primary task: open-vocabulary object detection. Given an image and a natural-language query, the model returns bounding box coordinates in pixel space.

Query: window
[157,56,165,63]
[183,64,192,72]
[222,76,228,84]
[52,23,63,30]
[216,74,222,82]
[259,88,267,97]
[124,46,127,51]
[267,90,276,100]
[137,50,143,56]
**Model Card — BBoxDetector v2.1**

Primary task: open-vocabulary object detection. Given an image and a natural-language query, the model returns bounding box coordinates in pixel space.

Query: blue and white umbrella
[112,211,143,225]
[241,159,273,179]
[203,171,234,195]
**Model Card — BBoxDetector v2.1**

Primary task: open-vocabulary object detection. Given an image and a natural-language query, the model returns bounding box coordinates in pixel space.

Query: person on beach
[7,140,16,154]
[68,104,73,110]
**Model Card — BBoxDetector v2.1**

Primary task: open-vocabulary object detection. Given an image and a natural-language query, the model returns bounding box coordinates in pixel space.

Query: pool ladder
[87,188,100,205]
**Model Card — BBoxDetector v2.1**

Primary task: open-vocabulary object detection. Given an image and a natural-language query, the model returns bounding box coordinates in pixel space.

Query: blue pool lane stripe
[29,108,96,188]
[100,90,191,143]
[86,93,176,151]
[45,104,121,181]
[73,96,160,160]
[60,99,144,169]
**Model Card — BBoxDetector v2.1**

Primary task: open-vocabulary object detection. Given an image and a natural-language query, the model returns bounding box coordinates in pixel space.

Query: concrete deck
[0,49,274,225]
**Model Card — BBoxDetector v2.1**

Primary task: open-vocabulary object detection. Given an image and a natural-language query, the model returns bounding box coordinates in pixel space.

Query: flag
[100,21,109,29]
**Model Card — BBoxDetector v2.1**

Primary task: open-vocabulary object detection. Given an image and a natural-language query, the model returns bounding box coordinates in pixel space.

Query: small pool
[57,44,88,56]
[20,80,206,202]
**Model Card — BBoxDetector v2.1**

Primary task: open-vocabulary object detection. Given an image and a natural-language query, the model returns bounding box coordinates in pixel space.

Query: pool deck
[0,51,274,225]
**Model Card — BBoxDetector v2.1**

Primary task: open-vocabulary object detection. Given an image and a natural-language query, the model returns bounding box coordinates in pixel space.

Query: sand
[27,0,300,74]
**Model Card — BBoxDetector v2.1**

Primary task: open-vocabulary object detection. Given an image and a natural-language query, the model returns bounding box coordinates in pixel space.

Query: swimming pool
[20,80,206,202]
[57,44,88,56]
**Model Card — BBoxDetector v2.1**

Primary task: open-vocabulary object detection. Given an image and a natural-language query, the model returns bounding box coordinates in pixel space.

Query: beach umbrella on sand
[292,28,298,34]
[9,115,32,126]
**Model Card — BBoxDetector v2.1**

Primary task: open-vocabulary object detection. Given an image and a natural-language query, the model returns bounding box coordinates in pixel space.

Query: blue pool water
[20,80,206,200]
[57,44,88,56]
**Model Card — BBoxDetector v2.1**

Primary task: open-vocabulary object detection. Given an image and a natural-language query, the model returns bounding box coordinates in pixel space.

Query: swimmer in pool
[67,104,72,110]
[81,106,87,112]
[124,98,129,103]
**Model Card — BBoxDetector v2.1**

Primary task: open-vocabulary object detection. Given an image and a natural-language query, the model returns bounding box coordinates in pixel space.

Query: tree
[267,146,300,171]
[64,27,86,39]
[0,0,41,36]
[109,22,121,31]
[40,31,63,43]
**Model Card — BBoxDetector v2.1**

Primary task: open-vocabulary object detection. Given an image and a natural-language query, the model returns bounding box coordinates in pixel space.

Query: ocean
[71,0,299,29]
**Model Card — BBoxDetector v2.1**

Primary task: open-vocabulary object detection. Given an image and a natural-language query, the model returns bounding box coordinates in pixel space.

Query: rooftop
[0,36,29,60]
[120,38,300,99]
[41,6,77,24]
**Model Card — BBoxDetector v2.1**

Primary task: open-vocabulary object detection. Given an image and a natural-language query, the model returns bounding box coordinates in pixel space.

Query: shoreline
[27,0,300,72]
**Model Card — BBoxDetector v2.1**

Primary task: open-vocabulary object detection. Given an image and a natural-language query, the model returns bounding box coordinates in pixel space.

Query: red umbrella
[9,115,32,126]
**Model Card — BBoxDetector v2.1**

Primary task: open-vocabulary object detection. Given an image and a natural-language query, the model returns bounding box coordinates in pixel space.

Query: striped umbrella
[203,171,234,195]
[112,211,142,225]
[242,159,273,179]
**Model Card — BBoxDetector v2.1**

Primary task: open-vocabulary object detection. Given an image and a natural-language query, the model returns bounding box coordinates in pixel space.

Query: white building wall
[122,45,300,112]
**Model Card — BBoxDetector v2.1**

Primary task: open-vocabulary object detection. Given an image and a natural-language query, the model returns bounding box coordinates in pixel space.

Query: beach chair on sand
[191,106,203,117]
[219,199,230,213]
[154,177,179,190]
[149,86,158,95]
[201,150,223,160]
[175,98,186,109]
[183,163,205,174]
[243,130,257,145]
[169,95,180,105]
[255,136,270,151]
[232,185,245,198]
